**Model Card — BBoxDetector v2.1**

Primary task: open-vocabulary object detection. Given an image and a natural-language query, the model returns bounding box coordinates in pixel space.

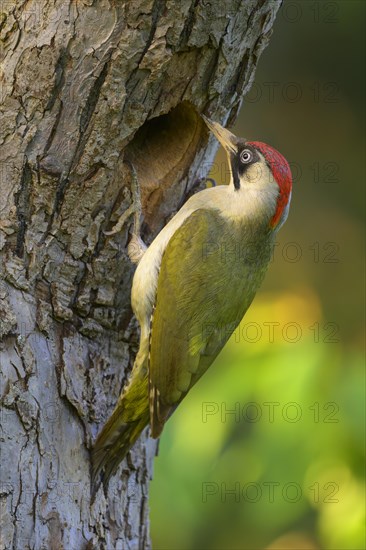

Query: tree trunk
[0,1,281,548]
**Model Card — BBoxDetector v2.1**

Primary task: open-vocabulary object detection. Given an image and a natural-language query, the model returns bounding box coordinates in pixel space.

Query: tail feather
[91,404,149,494]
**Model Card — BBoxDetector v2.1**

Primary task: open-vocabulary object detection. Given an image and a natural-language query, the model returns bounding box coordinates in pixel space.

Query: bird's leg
[105,161,147,265]
[126,162,147,264]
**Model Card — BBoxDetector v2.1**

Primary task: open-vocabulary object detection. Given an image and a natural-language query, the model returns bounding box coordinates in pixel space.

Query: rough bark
[0,1,281,548]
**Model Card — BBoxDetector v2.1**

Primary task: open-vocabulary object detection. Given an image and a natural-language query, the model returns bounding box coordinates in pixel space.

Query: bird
[91,115,292,491]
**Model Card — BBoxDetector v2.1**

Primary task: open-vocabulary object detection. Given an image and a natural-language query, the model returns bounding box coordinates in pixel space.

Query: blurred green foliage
[151,2,365,548]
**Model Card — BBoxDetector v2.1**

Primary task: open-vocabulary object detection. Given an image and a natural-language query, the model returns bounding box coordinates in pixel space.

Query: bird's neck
[210,184,278,232]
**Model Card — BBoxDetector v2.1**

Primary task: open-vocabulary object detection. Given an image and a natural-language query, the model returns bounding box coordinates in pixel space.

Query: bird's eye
[240,149,253,164]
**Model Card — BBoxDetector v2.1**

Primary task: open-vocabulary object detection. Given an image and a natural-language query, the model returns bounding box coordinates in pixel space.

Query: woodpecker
[92,115,292,489]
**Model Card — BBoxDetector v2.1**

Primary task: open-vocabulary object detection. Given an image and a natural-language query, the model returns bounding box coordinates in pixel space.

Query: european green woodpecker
[92,115,292,489]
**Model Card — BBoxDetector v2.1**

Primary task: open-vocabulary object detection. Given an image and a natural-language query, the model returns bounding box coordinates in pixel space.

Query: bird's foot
[104,160,147,264]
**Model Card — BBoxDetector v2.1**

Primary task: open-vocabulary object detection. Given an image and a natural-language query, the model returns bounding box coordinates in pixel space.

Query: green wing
[149,208,270,437]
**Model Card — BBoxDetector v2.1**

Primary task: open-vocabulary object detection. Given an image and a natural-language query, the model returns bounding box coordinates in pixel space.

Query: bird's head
[203,116,292,229]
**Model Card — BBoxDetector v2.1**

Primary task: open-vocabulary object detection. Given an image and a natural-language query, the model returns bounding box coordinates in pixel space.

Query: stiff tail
[91,399,149,494]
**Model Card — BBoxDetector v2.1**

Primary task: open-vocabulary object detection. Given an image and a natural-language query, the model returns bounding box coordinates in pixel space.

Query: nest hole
[125,102,208,231]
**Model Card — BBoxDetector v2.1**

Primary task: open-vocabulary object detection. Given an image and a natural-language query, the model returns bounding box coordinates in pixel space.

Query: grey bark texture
[0,1,282,548]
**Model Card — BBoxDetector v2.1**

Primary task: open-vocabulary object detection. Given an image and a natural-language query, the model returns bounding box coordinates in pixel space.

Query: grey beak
[202,115,238,154]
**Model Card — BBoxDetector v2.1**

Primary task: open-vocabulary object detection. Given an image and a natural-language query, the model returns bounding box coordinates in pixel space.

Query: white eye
[240,149,253,164]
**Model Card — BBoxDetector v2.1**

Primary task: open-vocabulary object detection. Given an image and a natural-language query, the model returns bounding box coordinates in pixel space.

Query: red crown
[248,141,292,228]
